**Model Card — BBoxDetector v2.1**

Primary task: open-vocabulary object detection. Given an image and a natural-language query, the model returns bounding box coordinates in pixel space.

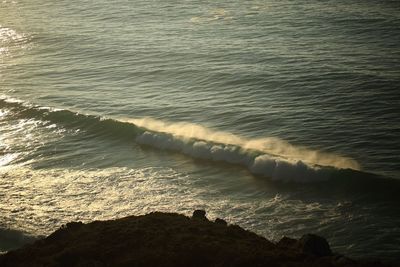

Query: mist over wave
[130,117,359,182]
[1,97,360,182]
[130,118,360,170]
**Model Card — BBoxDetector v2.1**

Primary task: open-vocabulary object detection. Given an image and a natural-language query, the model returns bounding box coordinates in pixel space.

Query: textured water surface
[1,0,400,261]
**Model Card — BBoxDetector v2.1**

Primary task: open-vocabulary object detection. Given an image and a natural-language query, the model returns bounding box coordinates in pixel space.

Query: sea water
[1,0,400,261]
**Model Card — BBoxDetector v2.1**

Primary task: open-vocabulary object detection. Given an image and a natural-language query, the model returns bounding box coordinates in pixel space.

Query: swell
[1,97,362,183]
[0,97,141,140]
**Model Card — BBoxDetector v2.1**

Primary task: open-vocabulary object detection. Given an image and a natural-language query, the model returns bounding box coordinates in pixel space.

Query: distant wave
[0,97,140,141]
[1,97,361,182]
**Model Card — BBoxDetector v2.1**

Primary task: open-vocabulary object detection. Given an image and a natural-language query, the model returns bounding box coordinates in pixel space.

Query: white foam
[0,95,24,103]
[0,153,19,167]
[250,155,327,182]
[0,109,9,117]
[127,117,360,172]
[134,128,336,183]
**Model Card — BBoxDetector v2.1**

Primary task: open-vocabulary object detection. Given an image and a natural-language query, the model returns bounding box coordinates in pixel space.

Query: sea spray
[129,117,360,171]
[135,129,336,183]
[0,97,360,181]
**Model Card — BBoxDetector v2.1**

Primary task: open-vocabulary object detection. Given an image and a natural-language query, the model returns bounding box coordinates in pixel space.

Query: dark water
[1,0,400,262]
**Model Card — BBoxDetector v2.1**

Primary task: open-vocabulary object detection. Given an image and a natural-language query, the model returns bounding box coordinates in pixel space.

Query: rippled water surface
[1,0,400,262]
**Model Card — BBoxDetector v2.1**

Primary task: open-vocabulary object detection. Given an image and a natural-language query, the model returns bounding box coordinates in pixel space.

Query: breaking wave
[135,130,336,182]
[1,97,361,182]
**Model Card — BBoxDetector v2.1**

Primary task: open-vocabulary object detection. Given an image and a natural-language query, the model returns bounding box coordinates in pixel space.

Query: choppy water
[1,0,400,262]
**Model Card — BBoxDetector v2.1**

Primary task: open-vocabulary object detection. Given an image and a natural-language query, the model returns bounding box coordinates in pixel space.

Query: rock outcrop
[0,211,391,267]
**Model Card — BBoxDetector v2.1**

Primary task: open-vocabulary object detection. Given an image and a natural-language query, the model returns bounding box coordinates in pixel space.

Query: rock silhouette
[0,212,391,267]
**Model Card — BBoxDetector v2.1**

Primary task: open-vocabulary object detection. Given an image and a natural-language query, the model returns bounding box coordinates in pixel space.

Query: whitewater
[1,0,400,262]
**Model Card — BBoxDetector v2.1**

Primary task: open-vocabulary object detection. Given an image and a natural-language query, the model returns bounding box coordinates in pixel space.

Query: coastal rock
[299,233,332,257]
[0,211,390,267]
[192,209,207,220]
[215,218,227,226]
[277,236,298,250]
[334,255,357,265]
[277,234,332,257]
[65,221,83,230]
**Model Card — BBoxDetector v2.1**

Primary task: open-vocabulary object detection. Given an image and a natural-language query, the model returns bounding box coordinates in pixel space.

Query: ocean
[1,0,400,262]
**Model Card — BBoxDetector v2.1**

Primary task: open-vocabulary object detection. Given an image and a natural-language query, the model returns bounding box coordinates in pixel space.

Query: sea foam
[0,96,360,182]
[130,117,359,182]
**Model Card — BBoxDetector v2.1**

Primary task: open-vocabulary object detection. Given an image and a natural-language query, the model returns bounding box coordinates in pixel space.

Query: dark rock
[334,255,357,265]
[299,234,332,257]
[0,212,390,267]
[215,218,227,226]
[277,236,298,250]
[66,221,83,230]
[192,209,207,220]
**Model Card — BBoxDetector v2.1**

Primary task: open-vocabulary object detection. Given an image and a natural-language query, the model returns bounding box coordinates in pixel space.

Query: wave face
[132,118,359,183]
[1,97,360,182]
[130,118,361,171]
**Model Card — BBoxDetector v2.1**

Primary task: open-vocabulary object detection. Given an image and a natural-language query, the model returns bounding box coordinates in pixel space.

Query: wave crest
[1,97,360,182]
[129,117,360,170]
[135,128,345,183]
